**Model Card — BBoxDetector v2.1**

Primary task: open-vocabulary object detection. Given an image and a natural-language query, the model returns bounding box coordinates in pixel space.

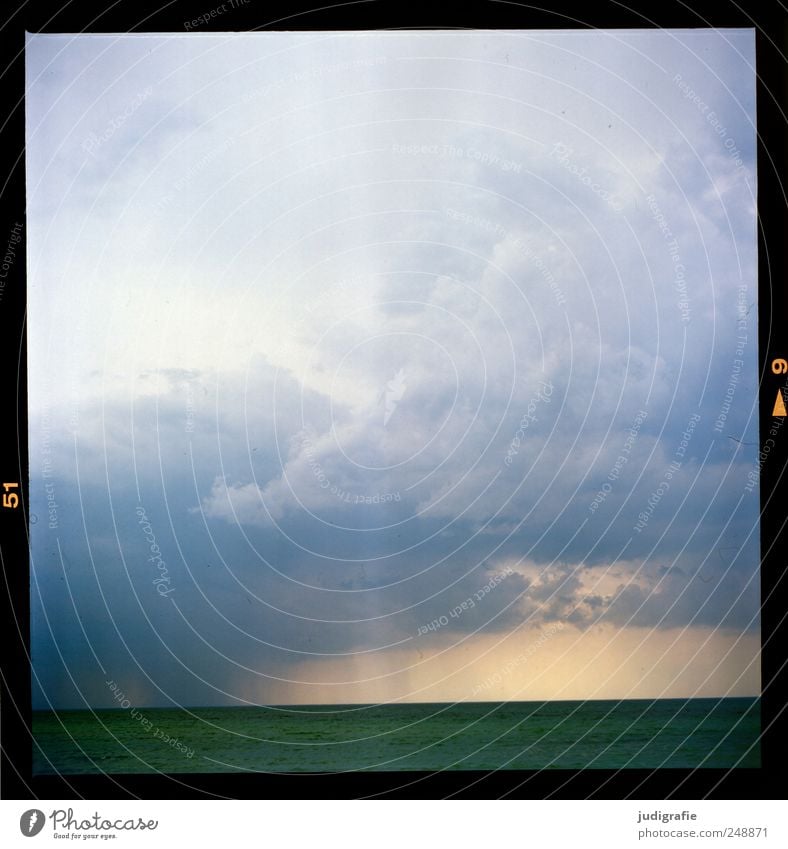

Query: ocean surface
[32,698,760,774]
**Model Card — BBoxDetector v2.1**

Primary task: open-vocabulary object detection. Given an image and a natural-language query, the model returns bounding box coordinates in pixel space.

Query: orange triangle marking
[773,389,787,417]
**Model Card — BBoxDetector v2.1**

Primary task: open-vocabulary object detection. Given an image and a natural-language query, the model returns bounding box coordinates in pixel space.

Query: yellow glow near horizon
[238,624,759,705]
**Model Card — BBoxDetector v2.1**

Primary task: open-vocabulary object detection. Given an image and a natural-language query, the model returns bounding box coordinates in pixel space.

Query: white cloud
[27,30,760,708]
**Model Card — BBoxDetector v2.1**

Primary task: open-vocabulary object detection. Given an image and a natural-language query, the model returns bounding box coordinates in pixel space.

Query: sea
[32,697,760,774]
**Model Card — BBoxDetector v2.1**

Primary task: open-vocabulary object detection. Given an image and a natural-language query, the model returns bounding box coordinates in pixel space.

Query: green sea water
[32,697,760,774]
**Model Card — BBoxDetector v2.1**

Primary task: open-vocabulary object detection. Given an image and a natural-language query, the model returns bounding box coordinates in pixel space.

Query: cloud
[199,476,277,526]
[27,30,759,708]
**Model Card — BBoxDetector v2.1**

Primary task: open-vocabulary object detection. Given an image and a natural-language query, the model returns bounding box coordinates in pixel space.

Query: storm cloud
[27,29,759,707]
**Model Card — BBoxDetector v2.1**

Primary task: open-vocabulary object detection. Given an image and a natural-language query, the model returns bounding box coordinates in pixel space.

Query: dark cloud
[27,30,759,707]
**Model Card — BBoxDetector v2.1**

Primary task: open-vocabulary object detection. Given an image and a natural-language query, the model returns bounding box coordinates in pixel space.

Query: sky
[26,29,759,709]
